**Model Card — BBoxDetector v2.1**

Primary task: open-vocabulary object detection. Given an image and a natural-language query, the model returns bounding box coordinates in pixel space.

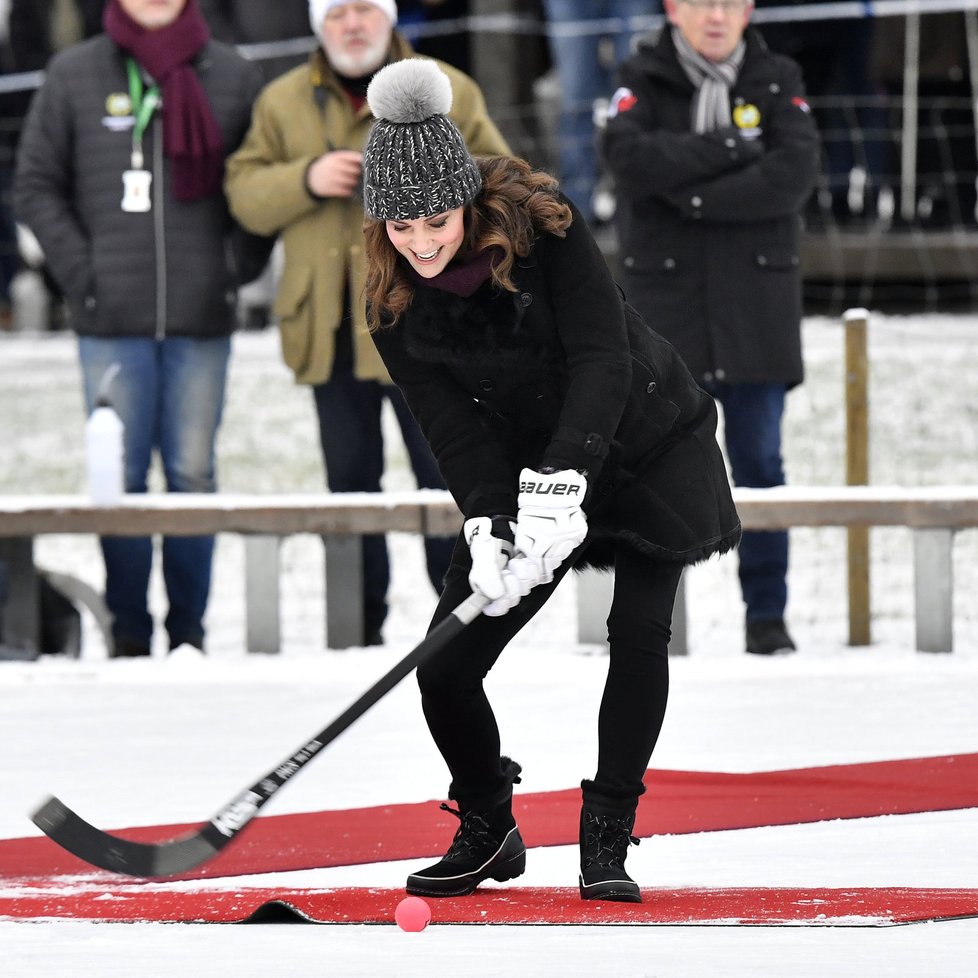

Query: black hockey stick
[30,592,488,878]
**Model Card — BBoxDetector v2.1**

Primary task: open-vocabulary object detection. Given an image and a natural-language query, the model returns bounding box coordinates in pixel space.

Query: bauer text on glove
[514,467,588,582]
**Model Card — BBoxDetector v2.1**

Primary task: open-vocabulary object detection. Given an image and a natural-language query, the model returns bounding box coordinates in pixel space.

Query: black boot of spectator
[746,618,796,655]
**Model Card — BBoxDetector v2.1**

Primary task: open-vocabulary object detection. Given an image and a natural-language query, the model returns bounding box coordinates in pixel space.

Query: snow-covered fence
[1,486,976,659]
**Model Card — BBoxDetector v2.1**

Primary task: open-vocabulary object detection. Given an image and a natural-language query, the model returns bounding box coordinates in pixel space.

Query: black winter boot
[578,782,642,903]
[746,618,796,655]
[406,757,526,898]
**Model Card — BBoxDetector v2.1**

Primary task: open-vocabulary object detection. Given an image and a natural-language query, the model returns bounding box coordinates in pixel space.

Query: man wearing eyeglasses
[602,0,820,656]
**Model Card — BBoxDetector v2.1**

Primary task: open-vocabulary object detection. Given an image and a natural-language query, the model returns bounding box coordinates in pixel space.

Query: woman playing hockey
[360,58,740,902]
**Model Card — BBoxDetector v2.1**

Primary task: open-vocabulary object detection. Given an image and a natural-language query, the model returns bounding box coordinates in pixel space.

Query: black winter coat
[13,35,263,339]
[603,27,820,387]
[370,202,741,568]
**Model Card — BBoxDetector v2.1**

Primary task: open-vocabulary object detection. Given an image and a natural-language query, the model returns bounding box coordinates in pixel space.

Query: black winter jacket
[603,27,820,387]
[14,35,263,339]
[370,202,741,568]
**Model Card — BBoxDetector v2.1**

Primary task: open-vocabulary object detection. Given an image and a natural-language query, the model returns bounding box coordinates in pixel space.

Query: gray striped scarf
[672,27,746,133]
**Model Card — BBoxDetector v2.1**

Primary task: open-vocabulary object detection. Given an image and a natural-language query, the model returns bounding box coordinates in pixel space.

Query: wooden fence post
[844,308,871,646]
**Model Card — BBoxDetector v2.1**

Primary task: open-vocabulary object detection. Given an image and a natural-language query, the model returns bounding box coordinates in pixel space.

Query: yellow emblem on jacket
[105,92,132,116]
[733,103,761,130]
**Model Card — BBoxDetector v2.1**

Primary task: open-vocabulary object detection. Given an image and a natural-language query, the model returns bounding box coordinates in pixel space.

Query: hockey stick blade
[30,592,489,877]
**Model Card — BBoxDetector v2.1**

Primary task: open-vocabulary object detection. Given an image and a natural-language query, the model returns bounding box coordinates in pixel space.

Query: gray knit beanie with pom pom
[362,59,482,221]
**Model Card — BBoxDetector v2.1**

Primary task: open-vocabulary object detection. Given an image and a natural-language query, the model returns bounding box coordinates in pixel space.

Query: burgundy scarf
[103,0,224,202]
[407,248,501,297]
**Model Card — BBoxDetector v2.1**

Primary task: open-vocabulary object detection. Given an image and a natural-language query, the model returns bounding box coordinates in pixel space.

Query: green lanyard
[126,57,161,170]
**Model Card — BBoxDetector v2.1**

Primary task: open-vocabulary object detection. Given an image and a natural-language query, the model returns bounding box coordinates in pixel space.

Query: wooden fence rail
[1,486,976,658]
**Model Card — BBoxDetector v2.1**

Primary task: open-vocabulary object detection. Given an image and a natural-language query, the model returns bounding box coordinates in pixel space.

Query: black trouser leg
[417,547,572,798]
[593,549,681,800]
[419,537,681,802]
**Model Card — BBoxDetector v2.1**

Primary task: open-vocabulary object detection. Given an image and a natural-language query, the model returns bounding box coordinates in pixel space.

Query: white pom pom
[367,59,453,124]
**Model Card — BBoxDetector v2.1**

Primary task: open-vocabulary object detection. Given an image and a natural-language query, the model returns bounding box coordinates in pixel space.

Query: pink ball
[395,896,432,932]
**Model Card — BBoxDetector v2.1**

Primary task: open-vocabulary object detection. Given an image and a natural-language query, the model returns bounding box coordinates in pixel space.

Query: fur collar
[403,282,534,364]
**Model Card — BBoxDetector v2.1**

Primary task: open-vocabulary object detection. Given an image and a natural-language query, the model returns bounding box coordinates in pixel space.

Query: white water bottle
[85,366,125,505]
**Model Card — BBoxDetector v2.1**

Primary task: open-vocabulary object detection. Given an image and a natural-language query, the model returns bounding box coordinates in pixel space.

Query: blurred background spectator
[755,0,886,227]
[14,0,264,656]
[603,0,819,655]
[5,1,106,330]
[225,0,510,646]
[539,0,660,224]
[399,0,472,74]
[198,0,312,81]
[871,10,977,228]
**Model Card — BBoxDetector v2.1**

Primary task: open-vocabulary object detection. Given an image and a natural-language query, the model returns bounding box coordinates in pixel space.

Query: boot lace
[582,812,640,871]
[440,803,498,859]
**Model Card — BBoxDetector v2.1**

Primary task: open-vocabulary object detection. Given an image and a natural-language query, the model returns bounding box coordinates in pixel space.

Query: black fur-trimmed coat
[369,201,741,568]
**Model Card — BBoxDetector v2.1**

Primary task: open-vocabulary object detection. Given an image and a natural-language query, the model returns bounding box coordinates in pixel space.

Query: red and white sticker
[607,87,638,118]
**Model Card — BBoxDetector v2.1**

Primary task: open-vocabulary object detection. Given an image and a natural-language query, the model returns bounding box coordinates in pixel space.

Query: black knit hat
[363,59,482,221]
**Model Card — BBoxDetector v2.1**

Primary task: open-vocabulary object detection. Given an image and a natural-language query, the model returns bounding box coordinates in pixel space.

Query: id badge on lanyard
[122,58,160,213]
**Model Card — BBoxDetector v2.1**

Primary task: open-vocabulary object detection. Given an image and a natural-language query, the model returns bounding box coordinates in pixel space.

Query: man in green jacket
[225,0,510,647]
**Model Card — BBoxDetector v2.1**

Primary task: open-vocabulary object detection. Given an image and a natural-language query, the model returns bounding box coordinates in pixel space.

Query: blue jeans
[542,0,657,221]
[705,381,789,622]
[79,335,230,650]
[312,321,453,640]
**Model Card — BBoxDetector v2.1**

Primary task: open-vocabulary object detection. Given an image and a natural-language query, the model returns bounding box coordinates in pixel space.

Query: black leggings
[417,540,682,802]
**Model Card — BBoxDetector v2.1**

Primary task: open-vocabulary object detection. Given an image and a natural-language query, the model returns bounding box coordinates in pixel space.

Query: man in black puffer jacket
[602,0,820,656]
[14,0,263,658]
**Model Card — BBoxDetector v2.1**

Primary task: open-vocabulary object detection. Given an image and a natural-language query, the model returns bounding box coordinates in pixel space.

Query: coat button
[757,254,768,266]
[520,292,532,306]
[646,381,656,393]
[703,371,714,382]
[715,368,726,380]
[479,379,494,392]
[691,195,702,208]
[85,295,96,310]
[624,256,635,268]
[663,258,676,270]
[770,83,780,93]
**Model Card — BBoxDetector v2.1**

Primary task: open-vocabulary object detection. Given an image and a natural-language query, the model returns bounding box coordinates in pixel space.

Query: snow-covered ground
[3,644,978,976]
[2,317,977,975]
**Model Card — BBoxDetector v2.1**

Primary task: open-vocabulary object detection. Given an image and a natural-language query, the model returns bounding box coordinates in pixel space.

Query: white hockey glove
[464,516,532,616]
[514,467,588,584]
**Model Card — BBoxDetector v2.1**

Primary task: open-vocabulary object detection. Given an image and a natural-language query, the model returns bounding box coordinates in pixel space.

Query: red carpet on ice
[2,754,976,925]
[3,753,975,879]
[4,885,978,926]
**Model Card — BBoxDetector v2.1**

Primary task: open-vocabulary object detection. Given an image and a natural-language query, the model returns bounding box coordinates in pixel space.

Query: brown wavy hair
[363,156,573,330]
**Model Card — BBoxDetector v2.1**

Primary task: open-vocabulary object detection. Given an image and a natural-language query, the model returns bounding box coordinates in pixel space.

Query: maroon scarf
[407,247,501,297]
[103,0,224,202]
